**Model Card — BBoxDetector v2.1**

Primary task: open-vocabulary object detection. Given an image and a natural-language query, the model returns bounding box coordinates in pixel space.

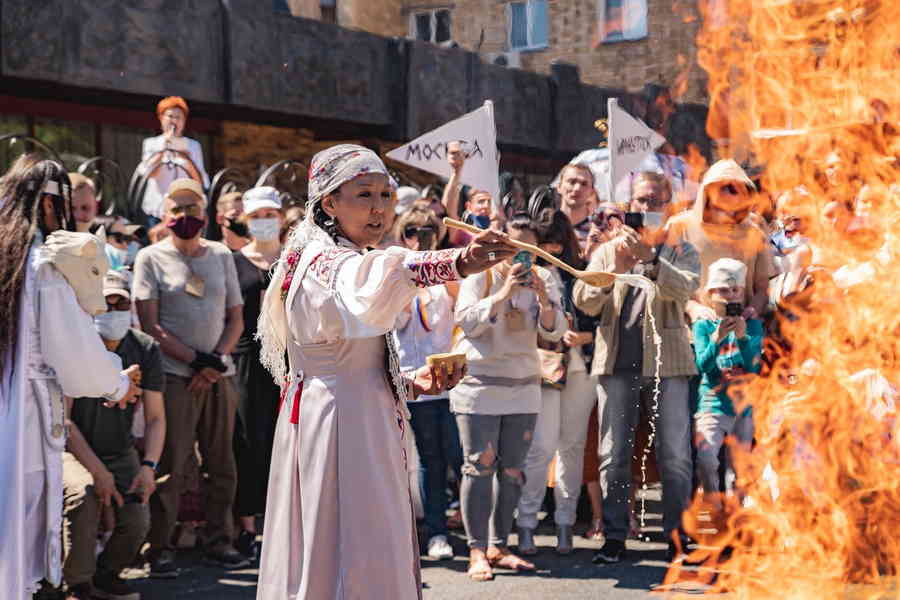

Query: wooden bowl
[426,352,467,375]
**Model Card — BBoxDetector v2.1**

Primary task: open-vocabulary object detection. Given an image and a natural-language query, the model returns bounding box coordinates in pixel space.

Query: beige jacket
[573,235,700,378]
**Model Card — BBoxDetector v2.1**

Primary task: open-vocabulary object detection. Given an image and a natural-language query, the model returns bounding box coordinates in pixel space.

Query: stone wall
[1,0,225,102]
[0,0,709,162]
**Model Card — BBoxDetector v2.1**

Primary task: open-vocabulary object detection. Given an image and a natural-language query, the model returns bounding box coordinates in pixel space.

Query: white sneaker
[427,534,454,560]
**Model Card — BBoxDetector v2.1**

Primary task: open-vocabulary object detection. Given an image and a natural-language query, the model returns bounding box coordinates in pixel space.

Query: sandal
[585,518,605,541]
[467,554,494,581]
[487,549,535,571]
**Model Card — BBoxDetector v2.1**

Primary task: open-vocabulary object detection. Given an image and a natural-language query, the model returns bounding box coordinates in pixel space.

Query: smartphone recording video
[725,302,744,317]
[624,212,644,230]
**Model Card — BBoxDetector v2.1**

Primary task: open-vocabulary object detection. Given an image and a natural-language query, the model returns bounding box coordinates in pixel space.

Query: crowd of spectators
[15,100,893,599]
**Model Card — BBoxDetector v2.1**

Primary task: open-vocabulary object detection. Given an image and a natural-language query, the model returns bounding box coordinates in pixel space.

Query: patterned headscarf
[307,144,389,207]
[257,144,390,385]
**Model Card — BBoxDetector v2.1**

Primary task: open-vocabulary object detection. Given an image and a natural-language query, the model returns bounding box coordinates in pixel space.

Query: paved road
[130,490,684,600]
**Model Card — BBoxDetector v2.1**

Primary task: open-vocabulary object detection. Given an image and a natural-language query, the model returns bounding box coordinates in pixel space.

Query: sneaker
[204,542,251,569]
[517,526,537,556]
[148,549,179,579]
[592,538,625,564]
[426,534,454,560]
[32,581,66,600]
[556,525,574,555]
[235,530,260,562]
[92,571,140,600]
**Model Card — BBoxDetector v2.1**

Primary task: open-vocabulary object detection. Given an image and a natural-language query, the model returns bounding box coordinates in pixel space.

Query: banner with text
[607,97,666,196]
[387,101,500,204]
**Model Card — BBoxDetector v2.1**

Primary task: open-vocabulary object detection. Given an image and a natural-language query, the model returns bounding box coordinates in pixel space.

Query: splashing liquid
[613,273,664,539]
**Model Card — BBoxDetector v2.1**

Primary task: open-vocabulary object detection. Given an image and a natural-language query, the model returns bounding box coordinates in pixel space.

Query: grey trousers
[62,452,151,586]
[455,413,537,550]
[597,374,692,542]
[694,411,754,494]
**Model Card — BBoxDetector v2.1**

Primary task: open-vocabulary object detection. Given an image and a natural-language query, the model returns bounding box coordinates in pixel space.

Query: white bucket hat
[705,257,747,290]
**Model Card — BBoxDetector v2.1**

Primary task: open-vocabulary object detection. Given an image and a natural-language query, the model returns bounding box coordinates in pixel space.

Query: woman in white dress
[255,144,516,600]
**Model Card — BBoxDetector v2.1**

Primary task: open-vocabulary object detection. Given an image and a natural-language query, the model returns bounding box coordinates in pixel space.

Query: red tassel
[290,381,304,424]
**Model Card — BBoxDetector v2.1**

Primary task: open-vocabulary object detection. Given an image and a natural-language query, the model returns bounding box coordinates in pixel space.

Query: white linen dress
[256,240,461,600]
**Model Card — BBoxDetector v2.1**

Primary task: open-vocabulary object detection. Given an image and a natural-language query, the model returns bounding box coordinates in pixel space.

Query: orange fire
[665,0,900,597]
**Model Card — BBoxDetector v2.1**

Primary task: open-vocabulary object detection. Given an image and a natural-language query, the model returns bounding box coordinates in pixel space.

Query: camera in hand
[624,212,644,230]
[725,302,743,317]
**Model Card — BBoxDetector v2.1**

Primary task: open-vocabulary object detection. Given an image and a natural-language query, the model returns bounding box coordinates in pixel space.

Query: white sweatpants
[517,367,598,529]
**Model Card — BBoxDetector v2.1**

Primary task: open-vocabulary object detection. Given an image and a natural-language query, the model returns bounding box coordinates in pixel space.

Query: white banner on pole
[387,101,500,204]
[607,97,666,197]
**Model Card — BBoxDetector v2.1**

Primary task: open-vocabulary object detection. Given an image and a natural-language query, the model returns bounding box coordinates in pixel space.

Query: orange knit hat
[156,96,189,118]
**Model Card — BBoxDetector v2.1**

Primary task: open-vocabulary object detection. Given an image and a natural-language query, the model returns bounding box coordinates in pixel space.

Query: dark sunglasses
[106,298,131,311]
[720,183,749,195]
[403,225,436,239]
[633,194,669,208]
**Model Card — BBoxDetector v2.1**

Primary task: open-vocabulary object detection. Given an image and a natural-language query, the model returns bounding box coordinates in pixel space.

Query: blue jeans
[408,399,463,537]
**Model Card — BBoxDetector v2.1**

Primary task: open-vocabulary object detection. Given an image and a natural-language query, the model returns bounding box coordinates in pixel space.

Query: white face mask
[94,310,132,341]
[643,211,665,230]
[248,217,280,241]
[126,241,141,265]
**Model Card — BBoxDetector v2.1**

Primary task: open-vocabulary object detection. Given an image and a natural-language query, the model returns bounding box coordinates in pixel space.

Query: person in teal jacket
[692,258,764,497]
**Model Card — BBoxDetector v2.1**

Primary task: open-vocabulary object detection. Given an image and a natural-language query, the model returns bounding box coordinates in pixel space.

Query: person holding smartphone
[573,171,699,565]
[451,215,567,581]
[692,258,764,504]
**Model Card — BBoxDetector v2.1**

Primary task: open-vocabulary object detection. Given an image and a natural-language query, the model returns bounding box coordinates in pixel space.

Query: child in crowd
[692,258,764,499]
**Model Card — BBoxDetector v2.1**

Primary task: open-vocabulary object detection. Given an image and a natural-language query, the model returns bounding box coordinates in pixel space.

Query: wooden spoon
[444,218,616,288]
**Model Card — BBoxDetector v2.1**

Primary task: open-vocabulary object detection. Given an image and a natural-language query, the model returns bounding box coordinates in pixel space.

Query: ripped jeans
[455,413,537,550]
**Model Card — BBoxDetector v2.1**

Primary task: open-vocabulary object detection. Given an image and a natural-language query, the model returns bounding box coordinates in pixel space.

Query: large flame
[665,0,900,597]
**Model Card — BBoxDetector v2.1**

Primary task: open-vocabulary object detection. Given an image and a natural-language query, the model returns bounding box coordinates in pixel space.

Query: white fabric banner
[387,101,500,203]
[607,97,666,195]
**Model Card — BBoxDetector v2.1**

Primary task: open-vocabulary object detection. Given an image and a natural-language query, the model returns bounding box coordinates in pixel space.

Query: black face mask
[225,218,248,238]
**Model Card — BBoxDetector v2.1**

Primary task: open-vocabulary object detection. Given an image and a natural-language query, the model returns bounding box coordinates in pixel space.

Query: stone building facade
[397,0,707,103]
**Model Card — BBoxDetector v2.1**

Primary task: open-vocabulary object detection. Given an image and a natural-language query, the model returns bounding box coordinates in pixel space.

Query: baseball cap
[242,186,282,215]
[102,269,132,300]
[166,178,205,202]
[108,217,145,238]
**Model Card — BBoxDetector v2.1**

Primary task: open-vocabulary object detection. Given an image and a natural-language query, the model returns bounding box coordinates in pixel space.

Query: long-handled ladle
[444,218,616,288]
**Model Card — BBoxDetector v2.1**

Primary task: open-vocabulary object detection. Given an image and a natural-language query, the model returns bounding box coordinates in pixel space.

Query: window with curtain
[508,0,549,51]
[597,0,647,43]
[410,8,452,43]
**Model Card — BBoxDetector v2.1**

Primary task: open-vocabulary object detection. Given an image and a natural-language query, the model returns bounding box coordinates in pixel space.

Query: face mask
[167,215,205,240]
[248,218,280,241]
[470,214,491,230]
[643,212,665,230]
[94,310,132,341]
[225,218,249,238]
[105,244,128,271]
[126,241,140,265]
